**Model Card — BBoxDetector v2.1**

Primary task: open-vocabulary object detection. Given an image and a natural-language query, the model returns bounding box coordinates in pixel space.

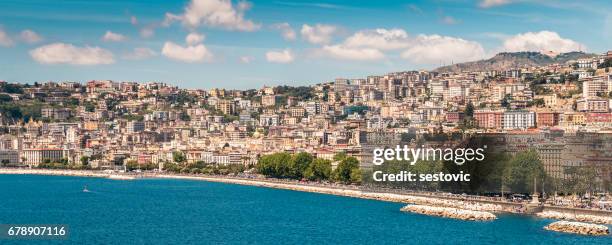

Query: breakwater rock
[537,211,612,225]
[359,193,504,212]
[401,205,497,221]
[544,221,609,236]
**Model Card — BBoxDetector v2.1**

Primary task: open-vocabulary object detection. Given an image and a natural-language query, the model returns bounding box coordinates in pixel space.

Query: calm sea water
[0,174,609,244]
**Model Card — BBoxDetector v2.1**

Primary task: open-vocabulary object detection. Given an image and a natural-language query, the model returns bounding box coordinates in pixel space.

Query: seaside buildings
[0,51,610,191]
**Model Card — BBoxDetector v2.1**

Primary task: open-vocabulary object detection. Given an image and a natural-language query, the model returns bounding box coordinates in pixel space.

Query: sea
[0,174,610,244]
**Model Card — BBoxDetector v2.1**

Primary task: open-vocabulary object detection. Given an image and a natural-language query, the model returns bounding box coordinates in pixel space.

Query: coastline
[0,168,509,211]
[2,168,611,225]
[152,173,509,212]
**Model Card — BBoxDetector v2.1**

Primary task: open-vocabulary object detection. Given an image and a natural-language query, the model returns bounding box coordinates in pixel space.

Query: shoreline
[2,168,611,224]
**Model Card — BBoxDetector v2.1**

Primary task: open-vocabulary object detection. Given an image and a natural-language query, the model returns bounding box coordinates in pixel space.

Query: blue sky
[0,0,610,89]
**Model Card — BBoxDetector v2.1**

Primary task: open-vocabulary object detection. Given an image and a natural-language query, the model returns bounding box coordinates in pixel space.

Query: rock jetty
[401,205,497,221]
[537,211,612,225]
[544,221,609,236]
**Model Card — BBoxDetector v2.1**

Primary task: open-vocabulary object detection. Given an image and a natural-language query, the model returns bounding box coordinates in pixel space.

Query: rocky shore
[544,221,609,236]
[388,195,504,212]
[400,205,497,221]
[537,211,612,225]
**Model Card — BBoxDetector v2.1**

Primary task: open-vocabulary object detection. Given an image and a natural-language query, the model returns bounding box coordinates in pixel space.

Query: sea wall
[401,205,497,221]
[537,211,612,225]
[543,205,612,219]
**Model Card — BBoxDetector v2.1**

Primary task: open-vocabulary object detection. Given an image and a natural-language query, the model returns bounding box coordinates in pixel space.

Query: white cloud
[342,28,410,50]
[186,32,205,45]
[103,31,127,42]
[164,0,260,31]
[501,31,583,53]
[320,45,385,61]
[400,35,486,64]
[140,27,154,38]
[162,42,212,62]
[29,43,115,65]
[479,0,513,8]
[272,22,296,41]
[0,28,14,47]
[315,28,485,63]
[162,13,182,27]
[301,24,337,44]
[239,56,253,63]
[124,47,157,60]
[19,30,42,44]
[265,49,294,63]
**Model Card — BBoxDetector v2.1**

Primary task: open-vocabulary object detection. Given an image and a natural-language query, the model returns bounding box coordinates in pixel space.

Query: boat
[83,185,90,193]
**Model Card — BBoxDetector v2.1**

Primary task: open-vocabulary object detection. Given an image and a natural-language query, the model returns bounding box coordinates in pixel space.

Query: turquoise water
[0,174,610,244]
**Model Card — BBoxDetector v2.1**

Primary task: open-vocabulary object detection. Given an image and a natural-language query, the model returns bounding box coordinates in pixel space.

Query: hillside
[434,51,597,73]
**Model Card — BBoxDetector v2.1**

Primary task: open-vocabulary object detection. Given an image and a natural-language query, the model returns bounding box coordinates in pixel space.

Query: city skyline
[0,0,611,89]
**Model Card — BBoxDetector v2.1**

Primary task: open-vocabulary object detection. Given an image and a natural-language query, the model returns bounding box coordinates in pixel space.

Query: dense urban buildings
[0,51,611,191]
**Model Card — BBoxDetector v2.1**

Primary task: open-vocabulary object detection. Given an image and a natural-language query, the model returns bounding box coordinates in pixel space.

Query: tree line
[256,152,361,184]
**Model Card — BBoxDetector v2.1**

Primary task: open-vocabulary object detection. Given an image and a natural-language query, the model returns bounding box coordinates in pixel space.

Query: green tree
[500,94,512,109]
[464,102,474,117]
[0,83,24,94]
[163,161,181,172]
[290,152,313,179]
[256,152,293,178]
[173,151,186,164]
[125,160,139,171]
[562,165,599,195]
[333,152,347,162]
[80,156,90,166]
[180,111,191,121]
[334,157,360,183]
[0,94,13,103]
[84,101,96,112]
[502,150,545,194]
[349,168,362,184]
[304,159,332,181]
[400,132,417,143]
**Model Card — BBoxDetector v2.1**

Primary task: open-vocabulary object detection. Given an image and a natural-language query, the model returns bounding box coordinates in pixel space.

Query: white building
[503,111,535,129]
[20,148,65,166]
[582,76,611,98]
[259,114,279,127]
